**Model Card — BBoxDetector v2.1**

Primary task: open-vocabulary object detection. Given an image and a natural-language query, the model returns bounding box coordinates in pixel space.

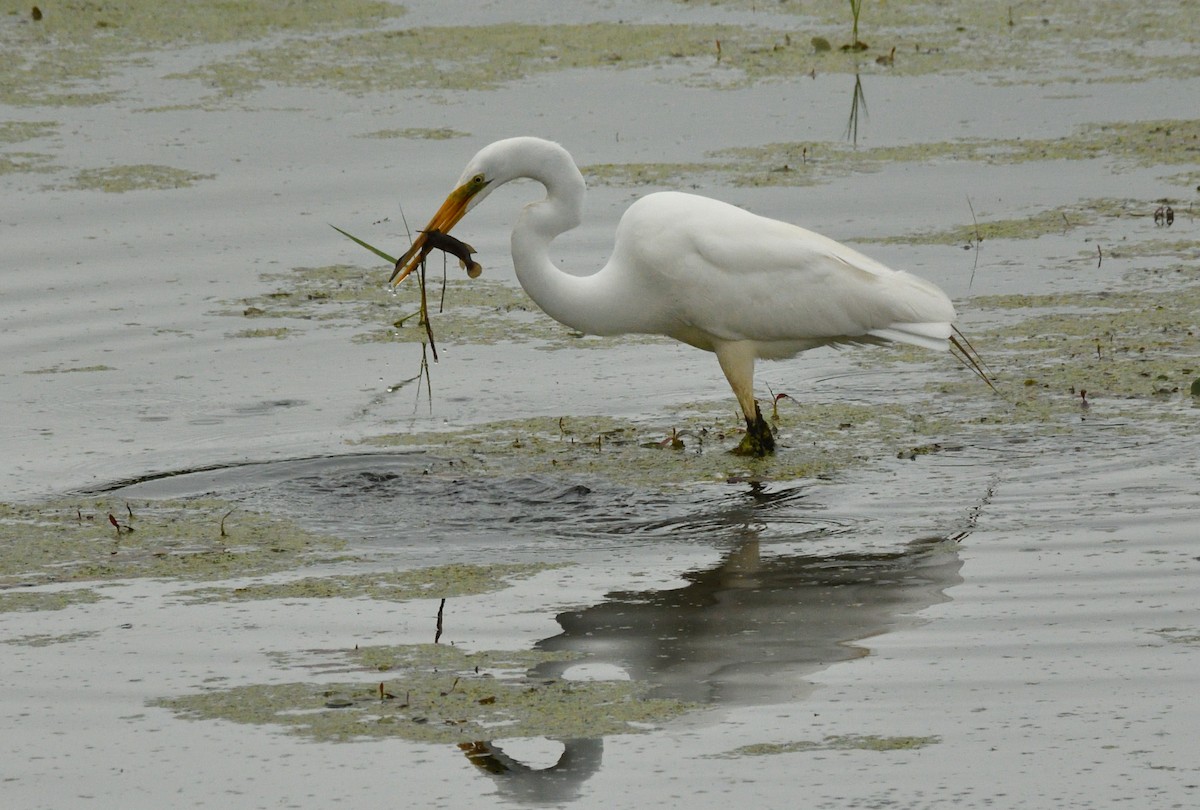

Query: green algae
[0,498,348,588]
[901,257,1200,435]
[0,121,59,175]
[964,284,1200,405]
[230,327,292,340]
[0,150,58,176]
[670,0,1200,83]
[226,262,625,348]
[3,629,101,647]
[173,23,731,98]
[718,734,941,757]
[0,587,105,614]
[0,0,407,106]
[353,396,963,488]
[166,2,1200,105]
[357,127,470,141]
[5,1,1196,111]
[1001,120,1200,168]
[584,161,730,189]
[862,198,1139,248]
[178,563,557,605]
[24,364,116,374]
[1163,170,1200,192]
[162,17,997,100]
[151,642,690,743]
[62,164,215,192]
[665,119,1200,193]
[231,262,527,342]
[1124,237,1200,267]
[233,263,391,322]
[0,120,56,143]
[1153,628,1200,647]
[1,0,403,45]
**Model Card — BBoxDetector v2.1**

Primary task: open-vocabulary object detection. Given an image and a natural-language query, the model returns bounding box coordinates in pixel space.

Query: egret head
[390,168,492,284]
[390,138,571,284]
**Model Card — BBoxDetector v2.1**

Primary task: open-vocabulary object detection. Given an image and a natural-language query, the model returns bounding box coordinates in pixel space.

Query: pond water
[3,1,1198,807]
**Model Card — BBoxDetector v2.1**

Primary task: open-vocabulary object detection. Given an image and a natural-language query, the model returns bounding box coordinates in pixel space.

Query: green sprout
[843,0,868,52]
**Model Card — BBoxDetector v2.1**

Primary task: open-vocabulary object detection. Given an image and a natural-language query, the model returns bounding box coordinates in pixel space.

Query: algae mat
[154,642,690,744]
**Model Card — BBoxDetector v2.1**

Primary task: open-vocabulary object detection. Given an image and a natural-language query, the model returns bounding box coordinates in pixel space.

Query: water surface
[3,1,1198,807]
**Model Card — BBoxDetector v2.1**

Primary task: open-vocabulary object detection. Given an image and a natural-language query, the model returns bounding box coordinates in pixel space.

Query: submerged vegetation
[588,119,1200,191]
[153,642,691,744]
[965,282,1200,406]
[352,407,871,485]
[178,563,557,605]
[166,13,1200,103]
[228,263,564,346]
[0,0,407,105]
[719,733,941,757]
[63,164,215,192]
[6,0,1198,107]
[0,498,347,590]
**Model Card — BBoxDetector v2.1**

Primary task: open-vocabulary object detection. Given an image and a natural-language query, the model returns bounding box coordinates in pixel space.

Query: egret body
[394,137,974,456]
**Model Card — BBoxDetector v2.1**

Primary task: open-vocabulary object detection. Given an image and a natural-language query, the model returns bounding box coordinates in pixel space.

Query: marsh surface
[3,1,1198,807]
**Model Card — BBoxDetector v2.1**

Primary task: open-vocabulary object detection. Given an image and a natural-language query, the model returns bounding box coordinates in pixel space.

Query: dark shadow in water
[457,738,605,805]
[101,453,974,806]
[536,532,963,705]
[467,532,964,804]
[99,452,853,561]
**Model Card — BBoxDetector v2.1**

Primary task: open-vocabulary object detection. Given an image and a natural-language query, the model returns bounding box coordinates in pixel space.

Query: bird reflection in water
[458,482,970,804]
[536,531,964,706]
[457,738,605,805]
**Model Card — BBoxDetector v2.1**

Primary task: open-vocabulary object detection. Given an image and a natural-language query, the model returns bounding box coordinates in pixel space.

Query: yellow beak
[389,179,483,285]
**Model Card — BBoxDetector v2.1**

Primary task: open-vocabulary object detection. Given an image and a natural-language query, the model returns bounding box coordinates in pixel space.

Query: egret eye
[472,173,486,186]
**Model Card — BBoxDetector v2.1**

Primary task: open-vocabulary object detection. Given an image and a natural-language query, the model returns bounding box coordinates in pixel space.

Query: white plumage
[393,137,978,455]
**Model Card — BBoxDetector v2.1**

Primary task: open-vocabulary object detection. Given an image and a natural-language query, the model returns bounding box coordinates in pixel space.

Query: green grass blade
[330,224,399,265]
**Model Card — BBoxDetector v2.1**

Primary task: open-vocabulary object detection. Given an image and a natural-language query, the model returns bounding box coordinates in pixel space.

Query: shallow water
[3,1,1199,807]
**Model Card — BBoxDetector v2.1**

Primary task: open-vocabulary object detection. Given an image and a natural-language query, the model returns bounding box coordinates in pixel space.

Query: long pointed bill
[389,180,481,285]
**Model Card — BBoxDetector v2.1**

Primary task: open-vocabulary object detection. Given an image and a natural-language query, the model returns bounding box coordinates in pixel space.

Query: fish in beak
[390,172,491,284]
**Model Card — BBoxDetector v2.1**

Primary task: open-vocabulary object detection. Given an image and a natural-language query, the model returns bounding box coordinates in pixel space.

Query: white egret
[392,137,987,456]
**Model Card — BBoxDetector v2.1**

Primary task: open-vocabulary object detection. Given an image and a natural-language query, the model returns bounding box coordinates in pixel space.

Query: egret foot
[731,404,776,456]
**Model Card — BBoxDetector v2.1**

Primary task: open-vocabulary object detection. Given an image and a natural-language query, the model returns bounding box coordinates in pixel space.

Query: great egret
[392,137,986,456]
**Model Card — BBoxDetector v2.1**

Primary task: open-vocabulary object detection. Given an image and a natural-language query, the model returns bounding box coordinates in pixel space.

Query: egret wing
[616,192,954,348]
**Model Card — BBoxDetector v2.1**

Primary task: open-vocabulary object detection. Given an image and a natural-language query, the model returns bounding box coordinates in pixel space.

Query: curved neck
[504,142,651,336]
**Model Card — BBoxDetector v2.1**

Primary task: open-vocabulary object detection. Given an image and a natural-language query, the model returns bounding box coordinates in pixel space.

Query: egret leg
[733,402,776,456]
[715,342,776,456]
